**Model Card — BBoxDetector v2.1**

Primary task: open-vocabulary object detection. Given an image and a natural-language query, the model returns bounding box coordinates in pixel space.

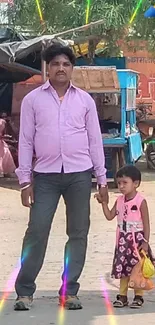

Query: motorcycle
[136,103,155,169]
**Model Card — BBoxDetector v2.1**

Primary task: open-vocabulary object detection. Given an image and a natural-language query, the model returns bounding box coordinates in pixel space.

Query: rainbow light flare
[101,278,117,325]
[129,0,144,24]
[0,259,20,312]
[35,0,44,23]
[86,0,91,24]
[58,256,69,325]
[0,247,30,312]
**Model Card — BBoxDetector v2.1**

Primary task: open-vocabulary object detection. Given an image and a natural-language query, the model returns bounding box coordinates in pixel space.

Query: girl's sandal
[130,296,144,309]
[113,295,128,308]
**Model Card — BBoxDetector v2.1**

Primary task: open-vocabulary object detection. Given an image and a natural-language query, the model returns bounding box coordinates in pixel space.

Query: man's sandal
[130,296,144,309]
[113,295,128,308]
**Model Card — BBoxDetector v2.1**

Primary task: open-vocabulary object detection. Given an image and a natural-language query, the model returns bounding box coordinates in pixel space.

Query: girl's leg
[119,277,130,296]
[113,277,129,308]
[130,289,144,309]
[134,289,143,297]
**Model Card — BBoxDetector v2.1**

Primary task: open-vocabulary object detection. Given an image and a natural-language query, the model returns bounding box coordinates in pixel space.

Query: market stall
[72,66,143,185]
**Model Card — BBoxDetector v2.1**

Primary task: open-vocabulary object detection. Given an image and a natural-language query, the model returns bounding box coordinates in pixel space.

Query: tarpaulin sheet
[0,35,71,64]
[0,31,72,114]
[0,34,71,82]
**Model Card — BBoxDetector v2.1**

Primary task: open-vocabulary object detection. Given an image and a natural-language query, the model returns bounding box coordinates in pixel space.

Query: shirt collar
[42,79,77,92]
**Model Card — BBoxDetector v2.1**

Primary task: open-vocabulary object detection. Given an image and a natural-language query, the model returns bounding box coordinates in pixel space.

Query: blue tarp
[128,133,143,162]
[76,57,126,69]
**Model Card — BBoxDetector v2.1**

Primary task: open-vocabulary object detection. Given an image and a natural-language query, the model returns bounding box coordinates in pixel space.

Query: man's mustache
[56,71,66,75]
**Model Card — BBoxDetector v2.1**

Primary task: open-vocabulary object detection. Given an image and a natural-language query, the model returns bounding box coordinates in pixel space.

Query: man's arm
[85,95,107,185]
[15,96,35,185]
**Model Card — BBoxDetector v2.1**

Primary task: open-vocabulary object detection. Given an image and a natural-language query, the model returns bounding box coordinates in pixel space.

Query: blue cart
[73,66,143,186]
[101,69,142,185]
[86,68,142,185]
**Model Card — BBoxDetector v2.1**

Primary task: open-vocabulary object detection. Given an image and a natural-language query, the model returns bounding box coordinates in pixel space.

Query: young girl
[95,165,154,309]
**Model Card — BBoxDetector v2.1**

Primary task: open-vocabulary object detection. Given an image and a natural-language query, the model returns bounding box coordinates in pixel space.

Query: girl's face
[117,176,139,196]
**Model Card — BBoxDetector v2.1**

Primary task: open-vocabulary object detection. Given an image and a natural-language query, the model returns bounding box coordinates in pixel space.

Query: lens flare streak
[0,260,20,312]
[35,0,44,23]
[101,277,117,325]
[86,0,91,25]
[0,247,30,312]
[129,0,143,24]
[58,256,69,325]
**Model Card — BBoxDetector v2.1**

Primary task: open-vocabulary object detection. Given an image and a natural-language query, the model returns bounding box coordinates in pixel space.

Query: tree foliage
[6,0,155,55]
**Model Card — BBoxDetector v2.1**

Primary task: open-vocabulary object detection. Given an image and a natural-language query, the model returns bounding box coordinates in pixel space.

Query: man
[14,44,108,311]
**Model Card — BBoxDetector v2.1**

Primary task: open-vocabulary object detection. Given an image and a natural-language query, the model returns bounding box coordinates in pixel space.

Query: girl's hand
[94,193,108,205]
[139,241,149,253]
[94,193,103,203]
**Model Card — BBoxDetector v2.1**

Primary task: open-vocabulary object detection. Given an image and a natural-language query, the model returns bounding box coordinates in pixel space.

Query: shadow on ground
[0,288,155,325]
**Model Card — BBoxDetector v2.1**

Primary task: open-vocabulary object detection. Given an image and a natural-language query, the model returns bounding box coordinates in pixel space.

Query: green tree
[7,0,155,55]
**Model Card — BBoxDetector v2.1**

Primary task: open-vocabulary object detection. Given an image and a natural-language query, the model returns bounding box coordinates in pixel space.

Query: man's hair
[116,165,141,183]
[42,43,76,65]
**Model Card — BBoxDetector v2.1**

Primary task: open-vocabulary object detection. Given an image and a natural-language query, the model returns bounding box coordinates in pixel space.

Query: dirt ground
[0,158,155,325]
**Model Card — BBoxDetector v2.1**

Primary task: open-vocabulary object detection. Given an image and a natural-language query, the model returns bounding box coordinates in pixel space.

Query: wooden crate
[72,66,120,93]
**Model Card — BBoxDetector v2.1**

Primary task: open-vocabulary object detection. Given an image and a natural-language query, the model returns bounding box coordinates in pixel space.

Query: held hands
[99,186,109,204]
[94,186,109,204]
[95,187,116,221]
[94,193,103,203]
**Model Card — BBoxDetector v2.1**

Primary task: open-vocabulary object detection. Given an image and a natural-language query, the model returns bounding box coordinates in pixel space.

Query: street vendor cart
[72,66,143,185]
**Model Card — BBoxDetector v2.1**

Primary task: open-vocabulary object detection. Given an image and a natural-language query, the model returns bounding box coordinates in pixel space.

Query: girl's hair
[116,165,141,183]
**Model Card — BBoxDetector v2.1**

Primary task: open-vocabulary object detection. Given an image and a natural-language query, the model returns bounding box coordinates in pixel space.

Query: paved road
[0,162,155,324]
[1,292,155,325]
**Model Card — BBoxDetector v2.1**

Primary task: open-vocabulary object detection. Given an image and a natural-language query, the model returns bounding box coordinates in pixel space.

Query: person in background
[0,118,16,177]
[0,112,18,140]
[0,112,18,167]
[14,43,108,311]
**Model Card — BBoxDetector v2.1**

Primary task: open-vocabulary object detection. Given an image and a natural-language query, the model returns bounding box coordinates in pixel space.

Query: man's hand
[21,185,34,208]
[99,186,109,204]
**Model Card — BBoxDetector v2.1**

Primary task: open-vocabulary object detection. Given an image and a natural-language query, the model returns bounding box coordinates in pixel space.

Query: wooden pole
[52,19,104,38]
[41,43,47,83]
[41,59,46,83]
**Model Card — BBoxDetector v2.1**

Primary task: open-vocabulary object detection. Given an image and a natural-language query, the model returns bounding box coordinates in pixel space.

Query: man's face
[48,54,73,84]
